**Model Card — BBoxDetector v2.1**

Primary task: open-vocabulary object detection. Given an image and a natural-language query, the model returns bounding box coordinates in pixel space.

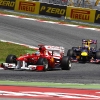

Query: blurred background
[27,0,100,10]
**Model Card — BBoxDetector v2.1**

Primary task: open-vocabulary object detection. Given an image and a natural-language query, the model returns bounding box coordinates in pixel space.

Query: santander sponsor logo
[0,90,100,99]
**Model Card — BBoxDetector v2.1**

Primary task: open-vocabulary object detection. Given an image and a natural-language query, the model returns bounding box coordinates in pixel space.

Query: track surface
[0,15,100,84]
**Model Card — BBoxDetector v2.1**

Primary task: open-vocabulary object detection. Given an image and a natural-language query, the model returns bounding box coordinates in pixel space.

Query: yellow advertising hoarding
[66,6,96,23]
[14,0,40,14]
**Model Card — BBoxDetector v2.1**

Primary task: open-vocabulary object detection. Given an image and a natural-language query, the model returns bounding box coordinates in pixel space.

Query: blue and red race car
[67,39,100,63]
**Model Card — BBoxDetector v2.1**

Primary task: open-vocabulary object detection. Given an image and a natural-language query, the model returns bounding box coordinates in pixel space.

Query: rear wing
[82,39,97,44]
[38,45,64,51]
[44,45,65,51]
[44,45,65,56]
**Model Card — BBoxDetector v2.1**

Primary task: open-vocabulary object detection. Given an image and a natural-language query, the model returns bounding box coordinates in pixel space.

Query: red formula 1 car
[1,45,71,71]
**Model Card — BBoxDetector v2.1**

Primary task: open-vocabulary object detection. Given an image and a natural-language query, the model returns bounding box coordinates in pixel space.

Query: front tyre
[37,58,48,71]
[61,56,71,70]
[6,54,17,64]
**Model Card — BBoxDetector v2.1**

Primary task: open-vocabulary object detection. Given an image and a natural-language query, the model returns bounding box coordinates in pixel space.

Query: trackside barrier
[39,3,67,18]
[0,0,100,24]
[14,0,40,15]
[94,10,100,24]
[66,6,96,23]
[0,0,16,10]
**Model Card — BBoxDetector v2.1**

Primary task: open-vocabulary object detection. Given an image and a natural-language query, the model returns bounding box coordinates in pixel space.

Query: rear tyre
[61,56,71,70]
[37,58,48,71]
[6,55,17,64]
[67,49,74,57]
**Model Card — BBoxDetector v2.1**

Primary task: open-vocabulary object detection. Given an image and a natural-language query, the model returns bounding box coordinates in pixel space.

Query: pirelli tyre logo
[94,10,100,24]
[39,3,66,18]
[19,1,35,12]
[70,9,90,21]
[0,0,15,10]
[15,1,40,14]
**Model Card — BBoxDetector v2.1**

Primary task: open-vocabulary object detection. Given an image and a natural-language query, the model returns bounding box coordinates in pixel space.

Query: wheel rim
[69,60,71,68]
[43,61,48,69]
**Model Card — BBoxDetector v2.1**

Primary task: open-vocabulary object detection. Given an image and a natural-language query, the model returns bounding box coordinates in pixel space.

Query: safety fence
[0,0,100,24]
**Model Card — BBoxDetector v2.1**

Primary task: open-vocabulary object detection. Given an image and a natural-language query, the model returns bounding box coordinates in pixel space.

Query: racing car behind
[67,39,100,63]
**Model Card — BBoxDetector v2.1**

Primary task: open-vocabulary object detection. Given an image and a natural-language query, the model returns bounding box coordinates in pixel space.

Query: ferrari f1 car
[1,45,71,71]
[67,39,100,63]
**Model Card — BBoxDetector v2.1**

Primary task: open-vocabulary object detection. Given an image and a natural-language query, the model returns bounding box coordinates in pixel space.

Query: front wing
[0,63,45,71]
[70,57,100,63]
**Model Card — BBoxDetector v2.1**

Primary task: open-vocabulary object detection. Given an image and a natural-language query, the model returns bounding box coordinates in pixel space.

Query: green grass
[0,10,100,29]
[0,41,36,62]
[0,81,100,89]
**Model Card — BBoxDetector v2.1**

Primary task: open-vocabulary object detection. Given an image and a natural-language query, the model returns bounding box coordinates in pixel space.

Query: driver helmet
[84,45,89,48]
[39,46,46,53]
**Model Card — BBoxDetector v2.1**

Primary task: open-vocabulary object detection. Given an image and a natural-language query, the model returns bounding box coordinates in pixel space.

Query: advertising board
[0,0,16,10]
[94,10,100,24]
[39,3,67,17]
[66,6,96,23]
[14,0,40,14]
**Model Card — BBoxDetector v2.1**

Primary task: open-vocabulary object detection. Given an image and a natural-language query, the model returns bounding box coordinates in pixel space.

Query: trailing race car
[1,45,71,71]
[67,39,100,63]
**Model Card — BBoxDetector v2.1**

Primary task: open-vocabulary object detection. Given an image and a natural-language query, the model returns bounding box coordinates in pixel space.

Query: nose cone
[81,52,88,56]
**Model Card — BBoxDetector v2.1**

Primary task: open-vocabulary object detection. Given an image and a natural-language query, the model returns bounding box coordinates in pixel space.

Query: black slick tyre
[61,56,71,70]
[37,58,48,71]
[67,49,74,57]
[6,55,17,64]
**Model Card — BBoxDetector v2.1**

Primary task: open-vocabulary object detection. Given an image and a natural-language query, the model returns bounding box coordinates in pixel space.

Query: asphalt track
[0,15,100,84]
